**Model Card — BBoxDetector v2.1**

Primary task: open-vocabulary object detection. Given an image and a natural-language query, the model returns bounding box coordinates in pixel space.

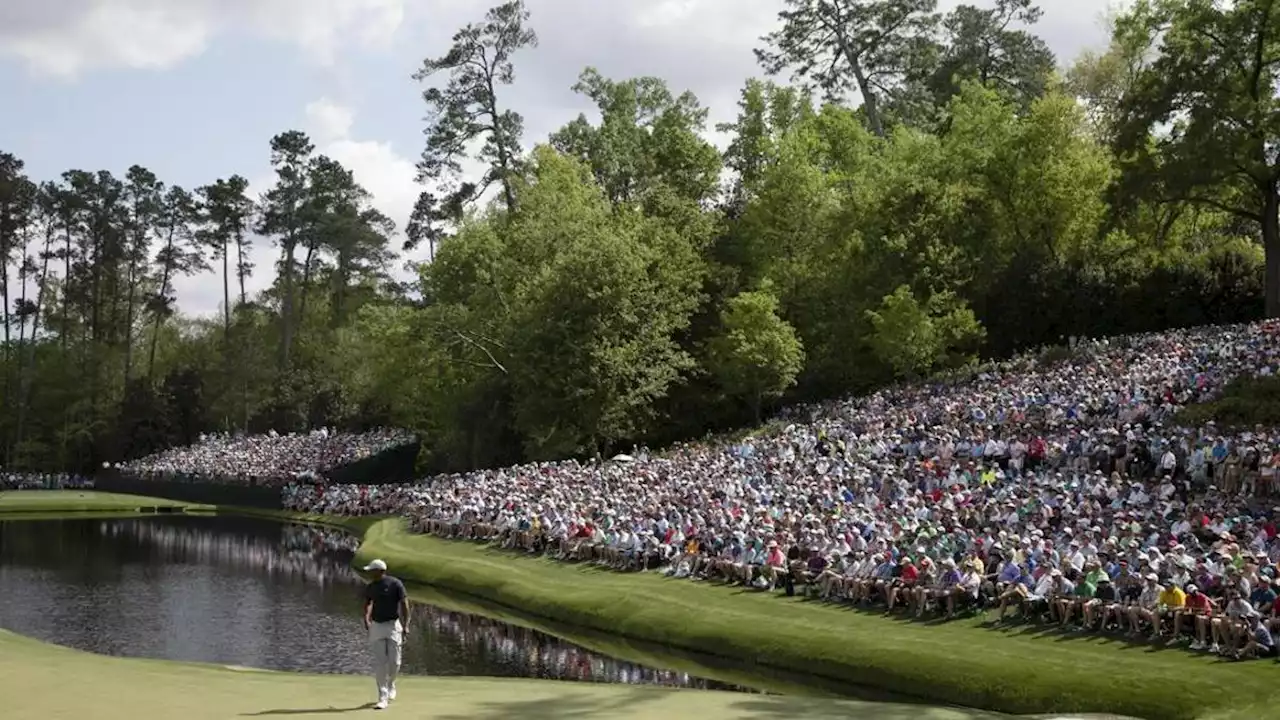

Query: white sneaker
[373,699,388,710]
[389,687,397,701]
[1209,644,1220,654]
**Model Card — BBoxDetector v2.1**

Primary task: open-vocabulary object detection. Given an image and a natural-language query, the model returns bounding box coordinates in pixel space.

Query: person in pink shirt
[760,540,788,591]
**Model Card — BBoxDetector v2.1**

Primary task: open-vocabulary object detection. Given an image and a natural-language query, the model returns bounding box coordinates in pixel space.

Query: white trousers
[369,620,403,700]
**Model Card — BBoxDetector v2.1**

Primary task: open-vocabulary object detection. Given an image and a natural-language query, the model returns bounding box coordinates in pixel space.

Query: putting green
[0,629,995,720]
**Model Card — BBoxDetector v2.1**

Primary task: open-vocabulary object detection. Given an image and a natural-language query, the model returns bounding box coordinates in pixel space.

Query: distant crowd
[280,321,1280,661]
[0,473,94,491]
[118,428,416,486]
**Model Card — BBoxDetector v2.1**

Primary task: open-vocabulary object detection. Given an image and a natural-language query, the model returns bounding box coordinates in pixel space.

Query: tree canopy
[0,0,1270,474]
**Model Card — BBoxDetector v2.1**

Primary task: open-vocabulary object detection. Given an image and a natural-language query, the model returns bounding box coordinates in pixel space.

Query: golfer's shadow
[241,703,377,715]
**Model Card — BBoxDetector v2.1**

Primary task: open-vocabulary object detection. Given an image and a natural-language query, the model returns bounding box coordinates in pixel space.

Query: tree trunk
[107,257,120,352]
[222,237,231,339]
[10,249,27,467]
[15,223,53,460]
[233,231,249,431]
[146,312,163,381]
[61,225,72,349]
[484,75,518,211]
[830,21,885,138]
[1264,181,1280,318]
[15,261,26,351]
[87,217,103,441]
[280,235,297,372]
[148,263,172,380]
[299,242,316,327]
[330,250,349,328]
[1,225,11,407]
[122,247,139,382]
[0,223,11,466]
[89,219,101,345]
[236,232,249,306]
[847,58,885,138]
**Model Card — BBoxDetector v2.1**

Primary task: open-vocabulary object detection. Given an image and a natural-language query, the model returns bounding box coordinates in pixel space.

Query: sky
[0,0,1118,318]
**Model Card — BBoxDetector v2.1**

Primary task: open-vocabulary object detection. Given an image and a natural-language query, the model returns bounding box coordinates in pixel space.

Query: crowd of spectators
[281,321,1280,661]
[118,428,416,486]
[0,472,94,491]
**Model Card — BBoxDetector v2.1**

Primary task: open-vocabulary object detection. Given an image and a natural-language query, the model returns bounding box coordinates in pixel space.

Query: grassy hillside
[355,518,1280,720]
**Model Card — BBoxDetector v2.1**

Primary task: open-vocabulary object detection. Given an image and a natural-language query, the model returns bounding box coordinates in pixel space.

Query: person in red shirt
[1176,584,1213,644]
[1028,436,1047,471]
[887,557,919,613]
[1183,585,1220,650]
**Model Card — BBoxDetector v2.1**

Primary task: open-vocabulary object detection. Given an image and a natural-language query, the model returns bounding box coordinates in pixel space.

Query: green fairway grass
[0,489,207,515]
[1,490,1275,719]
[0,629,1000,720]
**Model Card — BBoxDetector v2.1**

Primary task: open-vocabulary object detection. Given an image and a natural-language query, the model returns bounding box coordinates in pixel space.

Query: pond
[0,515,746,691]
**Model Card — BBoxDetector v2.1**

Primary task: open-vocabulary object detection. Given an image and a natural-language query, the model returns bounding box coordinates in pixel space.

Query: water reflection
[0,516,746,692]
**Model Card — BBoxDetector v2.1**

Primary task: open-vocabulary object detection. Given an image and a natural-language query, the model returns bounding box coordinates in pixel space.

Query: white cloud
[2,2,212,77]
[305,98,356,143]
[0,0,407,77]
[248,0,405,66]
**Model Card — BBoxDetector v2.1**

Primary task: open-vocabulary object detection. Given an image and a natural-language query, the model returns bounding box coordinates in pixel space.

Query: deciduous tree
[708,286,804,421]
[1115,0,1280,316]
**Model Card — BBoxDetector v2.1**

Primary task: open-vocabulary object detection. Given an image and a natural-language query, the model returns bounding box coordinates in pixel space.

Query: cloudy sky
[0,0,1116,317]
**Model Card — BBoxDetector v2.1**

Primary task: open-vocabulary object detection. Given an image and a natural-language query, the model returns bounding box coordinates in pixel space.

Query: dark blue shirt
[364,576,407,623]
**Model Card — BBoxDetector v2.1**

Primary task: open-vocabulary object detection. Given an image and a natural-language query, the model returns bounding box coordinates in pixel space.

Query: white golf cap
[363,559,387,572]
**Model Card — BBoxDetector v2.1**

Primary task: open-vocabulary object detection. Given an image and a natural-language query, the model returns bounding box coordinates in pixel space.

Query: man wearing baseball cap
[363,559,409,710]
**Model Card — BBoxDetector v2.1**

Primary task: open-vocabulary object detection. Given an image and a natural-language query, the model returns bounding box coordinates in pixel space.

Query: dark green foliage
[1176,376,1280,430]
[0,1,1275,474]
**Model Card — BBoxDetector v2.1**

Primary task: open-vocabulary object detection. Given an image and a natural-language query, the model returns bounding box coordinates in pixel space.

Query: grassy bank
[353,518,1280,720]
[1,629,992,720]
[0,489,206,515]
[405,579,907,700]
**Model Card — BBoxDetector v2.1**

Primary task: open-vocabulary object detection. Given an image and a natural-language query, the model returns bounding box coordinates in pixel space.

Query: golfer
[362,559,409,710]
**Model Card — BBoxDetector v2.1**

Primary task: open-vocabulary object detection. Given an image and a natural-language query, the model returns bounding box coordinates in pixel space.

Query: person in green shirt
[1060,573,1097,628]
[1084,561,1108,588]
